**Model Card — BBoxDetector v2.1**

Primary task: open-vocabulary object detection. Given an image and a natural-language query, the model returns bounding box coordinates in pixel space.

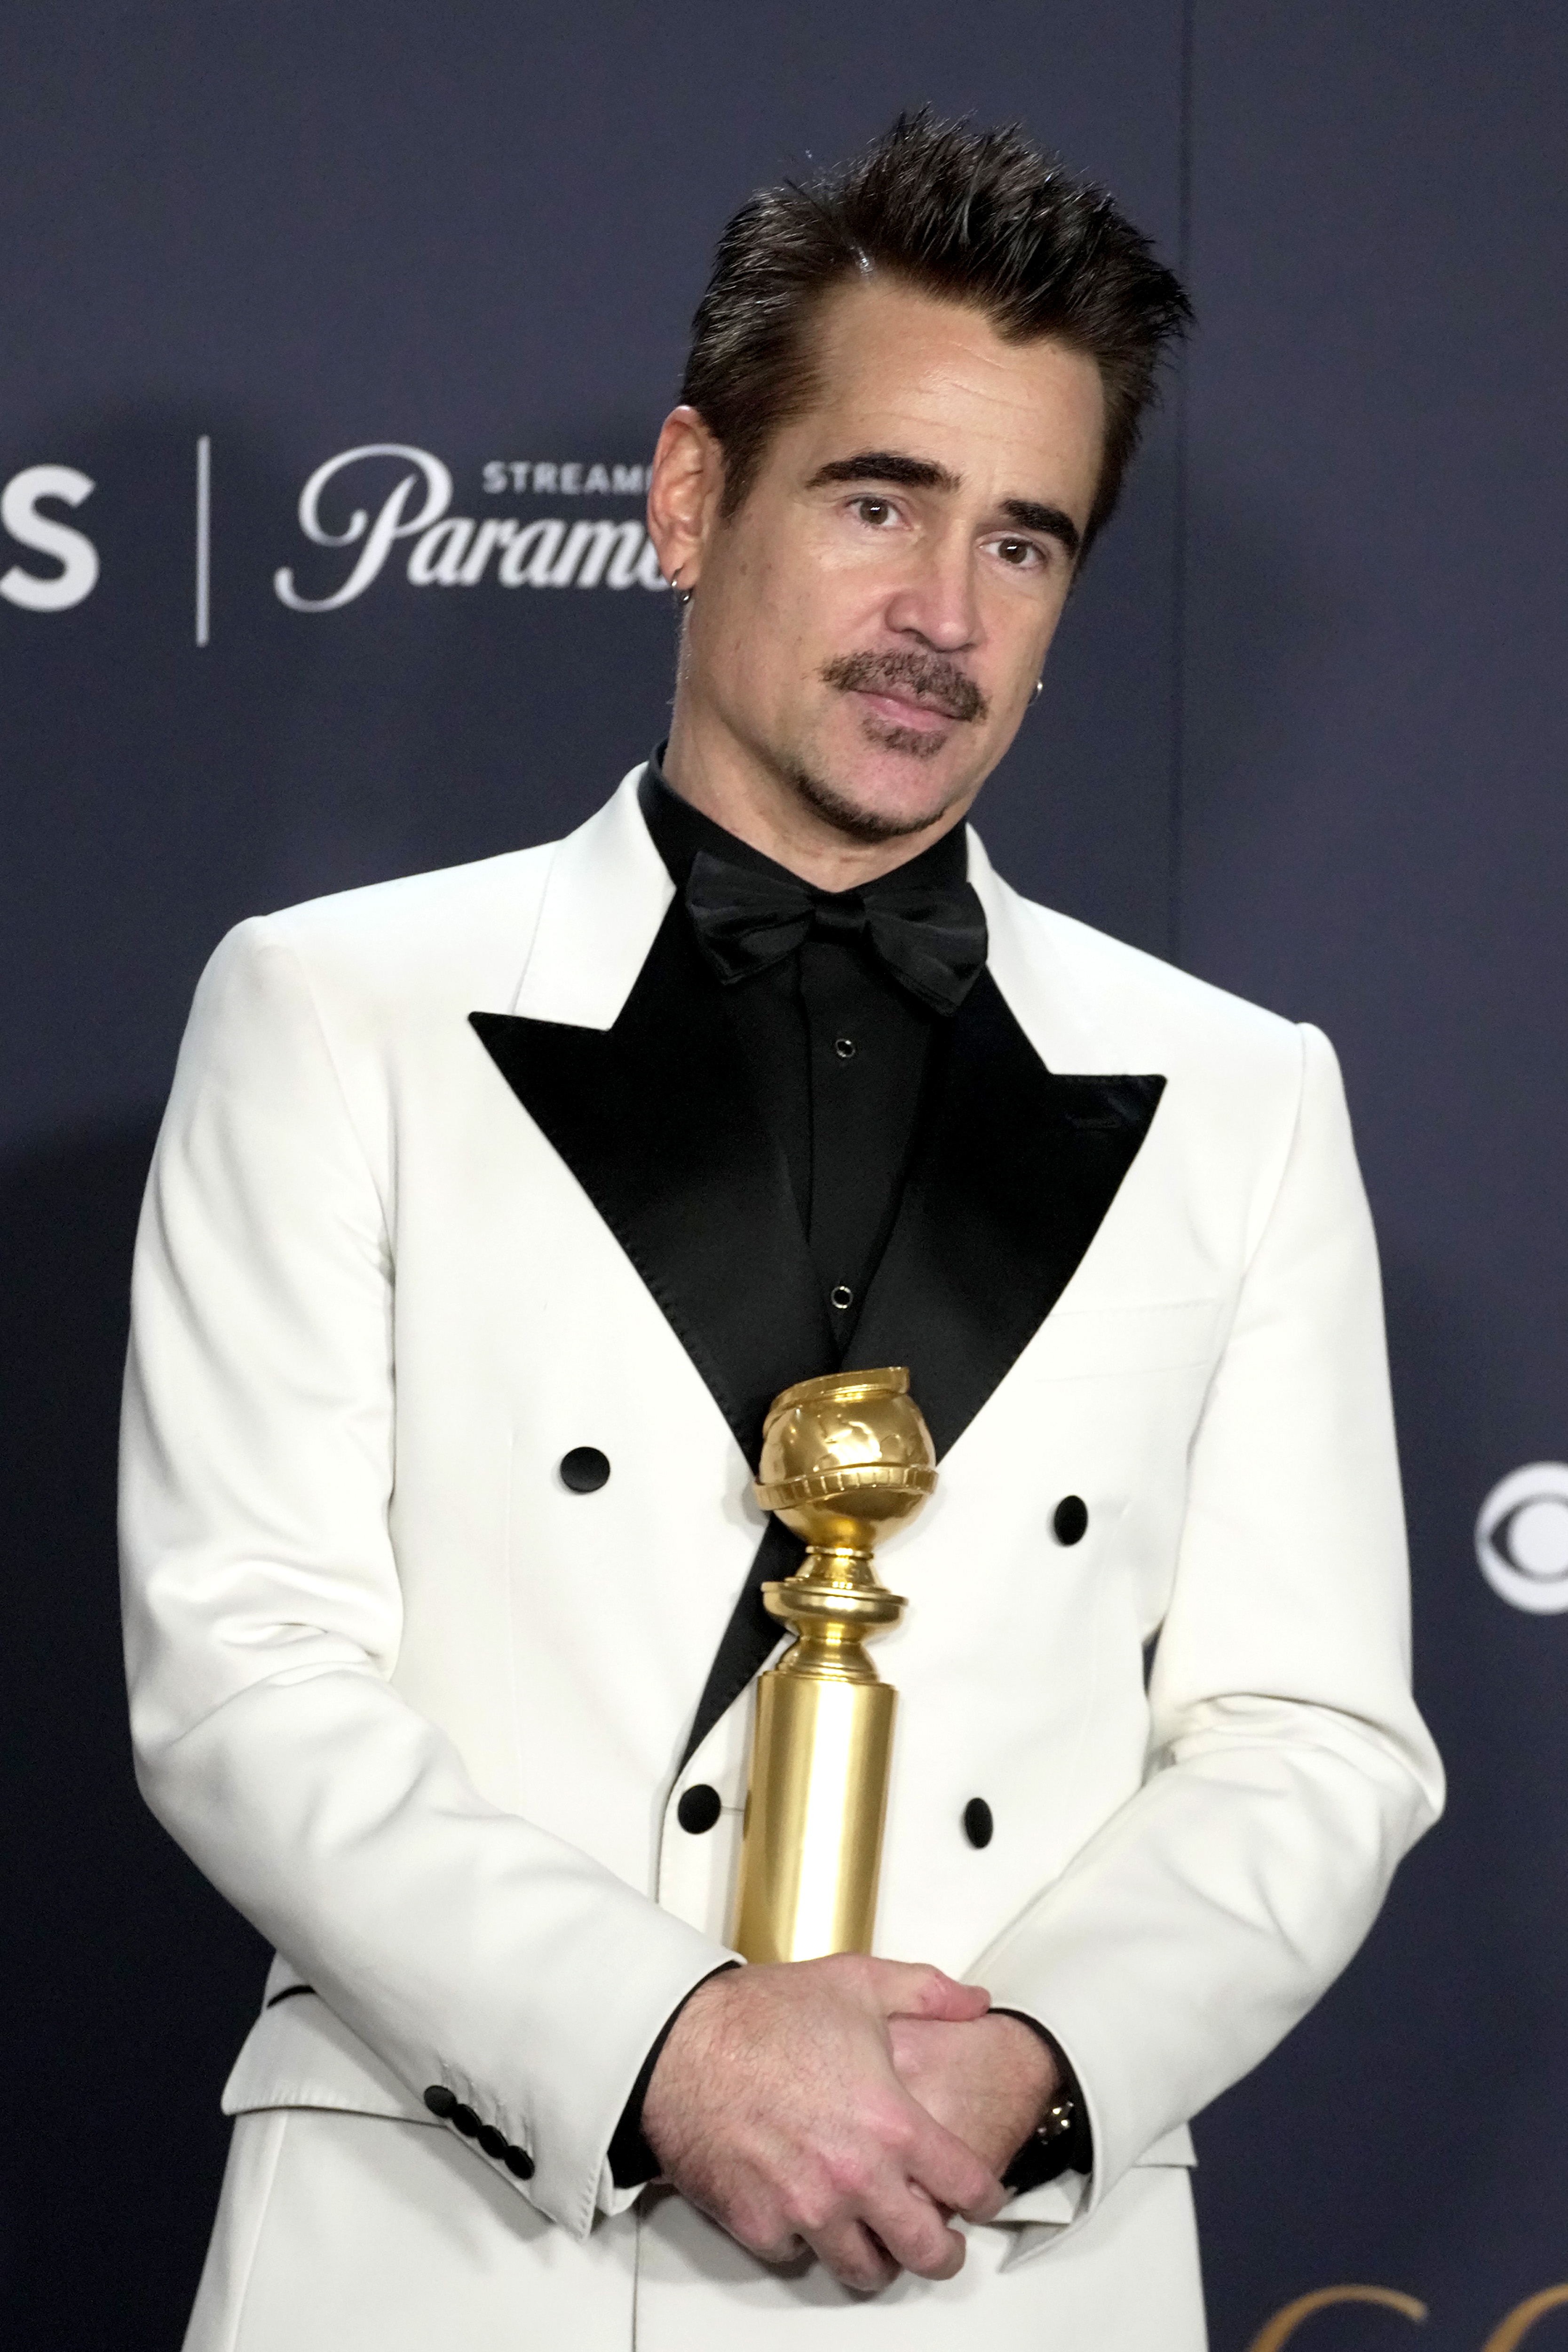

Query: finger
[953,2179,1006,2227]
[865,1962,991,2024]
[905,2108,1006,2225]
[851,2181,968,2283]
[752,2230,808,2267]
[805,2216,904,2295]
[711,2191,809,2270]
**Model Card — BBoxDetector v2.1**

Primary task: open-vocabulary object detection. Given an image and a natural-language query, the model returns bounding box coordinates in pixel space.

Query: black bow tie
[683,847,987,1017]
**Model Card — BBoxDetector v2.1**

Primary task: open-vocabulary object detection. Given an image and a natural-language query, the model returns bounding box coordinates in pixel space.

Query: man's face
[681,278,1106,843]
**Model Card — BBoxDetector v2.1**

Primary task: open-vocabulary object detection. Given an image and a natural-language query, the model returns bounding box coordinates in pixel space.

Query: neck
[661,694,971,893]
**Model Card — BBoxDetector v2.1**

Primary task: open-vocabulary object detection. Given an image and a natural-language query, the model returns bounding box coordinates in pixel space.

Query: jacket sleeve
[119,919,736,2241]
[975,1021,1444,2233]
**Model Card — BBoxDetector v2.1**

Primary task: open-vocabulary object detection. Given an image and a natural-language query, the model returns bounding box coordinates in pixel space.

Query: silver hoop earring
[671,568,694,608]
[1031,677,1044,703]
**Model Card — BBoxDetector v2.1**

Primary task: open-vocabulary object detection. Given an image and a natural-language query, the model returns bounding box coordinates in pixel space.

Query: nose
[882,523,980,653]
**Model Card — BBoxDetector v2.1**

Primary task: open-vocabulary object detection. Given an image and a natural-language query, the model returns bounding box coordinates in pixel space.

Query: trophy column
[729,1367,936,1964]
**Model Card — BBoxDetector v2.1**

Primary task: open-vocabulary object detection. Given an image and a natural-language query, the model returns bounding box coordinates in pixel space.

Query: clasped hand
[640,1955,1059,2294]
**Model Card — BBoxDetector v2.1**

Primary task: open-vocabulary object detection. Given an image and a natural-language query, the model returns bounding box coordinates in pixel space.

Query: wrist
[989,2010,1093,2193]
[981,2008,1059,2110]
[609,1962,741,2188]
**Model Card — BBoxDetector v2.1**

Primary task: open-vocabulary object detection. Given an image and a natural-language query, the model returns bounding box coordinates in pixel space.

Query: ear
[645,405,726,592]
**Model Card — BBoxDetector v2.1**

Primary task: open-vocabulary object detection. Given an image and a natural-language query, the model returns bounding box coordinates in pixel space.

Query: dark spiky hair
[680,109,1192,552]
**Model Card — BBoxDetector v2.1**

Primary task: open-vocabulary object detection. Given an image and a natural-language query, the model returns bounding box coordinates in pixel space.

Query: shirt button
[830,1284,854,1311]
[834,1036,856,1060]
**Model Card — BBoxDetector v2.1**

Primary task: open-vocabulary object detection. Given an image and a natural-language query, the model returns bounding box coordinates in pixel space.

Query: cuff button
[423,2085,457,2119]
[478,2124,508,2160]
[451,2102,481,2137]
[504,2145,536,2179]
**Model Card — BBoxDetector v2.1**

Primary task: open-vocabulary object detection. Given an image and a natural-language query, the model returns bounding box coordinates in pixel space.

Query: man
[121,112,1443,2350]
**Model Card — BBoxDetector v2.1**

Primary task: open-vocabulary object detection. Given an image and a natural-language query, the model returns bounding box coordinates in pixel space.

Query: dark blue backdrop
[2,8,1564,2346]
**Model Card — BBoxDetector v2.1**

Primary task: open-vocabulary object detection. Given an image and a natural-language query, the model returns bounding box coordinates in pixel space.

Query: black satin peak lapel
[471,905,836,1471]
[849,970,1165,1458]
[676,972,1163,1770]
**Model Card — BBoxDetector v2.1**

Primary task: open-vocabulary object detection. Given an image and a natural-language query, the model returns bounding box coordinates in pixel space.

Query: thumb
[866,1961,991,2024]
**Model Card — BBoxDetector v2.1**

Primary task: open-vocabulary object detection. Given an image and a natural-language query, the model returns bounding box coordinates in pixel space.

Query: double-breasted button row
[680,1784,1000,1847]
[556,1462,1088,1545]
[682,1784,999,1846]
[423,2083,535,2178]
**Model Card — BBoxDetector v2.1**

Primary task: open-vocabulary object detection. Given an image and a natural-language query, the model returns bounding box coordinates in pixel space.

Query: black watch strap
[992,2010,1094,2193]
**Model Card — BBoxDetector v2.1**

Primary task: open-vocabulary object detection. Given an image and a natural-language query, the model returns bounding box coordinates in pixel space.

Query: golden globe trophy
[730,1367,936,1964]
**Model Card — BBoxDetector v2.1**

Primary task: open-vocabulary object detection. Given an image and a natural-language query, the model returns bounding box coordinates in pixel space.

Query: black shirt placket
[798,927,932,1349]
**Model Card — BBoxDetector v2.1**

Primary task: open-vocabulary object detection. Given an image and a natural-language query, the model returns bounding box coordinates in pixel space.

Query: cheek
[983,579,1070,689]
[742,558,878,679]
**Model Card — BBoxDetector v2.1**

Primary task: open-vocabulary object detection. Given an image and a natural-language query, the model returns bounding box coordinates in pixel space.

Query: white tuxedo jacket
[120,768,1443,2349]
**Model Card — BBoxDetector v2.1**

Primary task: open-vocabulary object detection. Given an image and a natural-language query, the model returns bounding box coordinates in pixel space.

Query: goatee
[780,758,969,844]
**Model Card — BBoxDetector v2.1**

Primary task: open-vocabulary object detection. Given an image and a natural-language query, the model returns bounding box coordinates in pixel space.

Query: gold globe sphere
[755,1366,936,1557]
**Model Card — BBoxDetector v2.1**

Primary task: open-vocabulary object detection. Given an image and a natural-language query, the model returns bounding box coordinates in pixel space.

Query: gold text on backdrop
[1246,2281,1568,2347]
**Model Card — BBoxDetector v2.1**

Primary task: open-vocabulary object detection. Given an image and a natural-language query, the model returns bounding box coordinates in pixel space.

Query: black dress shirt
[637,752,969,1349]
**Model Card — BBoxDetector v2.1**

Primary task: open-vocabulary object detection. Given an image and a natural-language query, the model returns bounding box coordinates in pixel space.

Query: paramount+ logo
[274,443,668,611]
[0,440,668,636]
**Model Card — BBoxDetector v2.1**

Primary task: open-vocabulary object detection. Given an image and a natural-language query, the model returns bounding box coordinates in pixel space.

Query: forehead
[783,277,1105,496]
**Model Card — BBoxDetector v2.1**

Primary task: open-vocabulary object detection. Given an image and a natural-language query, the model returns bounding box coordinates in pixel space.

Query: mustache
[820,649,989,725]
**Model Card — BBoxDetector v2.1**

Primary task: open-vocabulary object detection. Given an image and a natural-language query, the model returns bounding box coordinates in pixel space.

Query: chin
[782,752,971,846]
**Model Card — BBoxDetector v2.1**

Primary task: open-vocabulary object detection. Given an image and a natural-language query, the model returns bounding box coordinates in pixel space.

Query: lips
[859,687,957,726]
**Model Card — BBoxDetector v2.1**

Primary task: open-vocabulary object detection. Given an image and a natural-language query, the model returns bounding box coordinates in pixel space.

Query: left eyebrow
[805,450,961,493]
[805,452,1081,563]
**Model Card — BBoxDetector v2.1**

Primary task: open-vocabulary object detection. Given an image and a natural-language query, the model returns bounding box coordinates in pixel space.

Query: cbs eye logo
[1475,1463,1568,1613]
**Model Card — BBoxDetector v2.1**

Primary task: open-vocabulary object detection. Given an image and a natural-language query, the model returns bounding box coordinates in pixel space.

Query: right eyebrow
[804,450,963,494]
